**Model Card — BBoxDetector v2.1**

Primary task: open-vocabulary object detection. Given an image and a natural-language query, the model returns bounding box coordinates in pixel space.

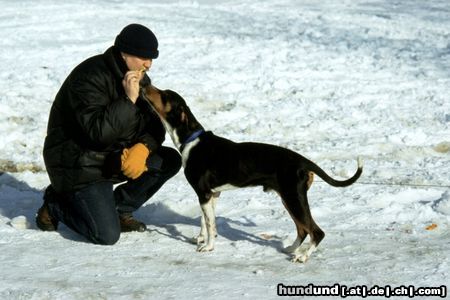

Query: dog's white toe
[291,244,317,263]
[291,253,308,263]
[197,244,214,252]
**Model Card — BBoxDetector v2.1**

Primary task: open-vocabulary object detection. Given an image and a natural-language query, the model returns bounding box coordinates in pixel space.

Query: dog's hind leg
[293,197,325,263]
[281,199,308,254]
[197,194,218,252]
[291,221,323,263]
[280,177,325,263]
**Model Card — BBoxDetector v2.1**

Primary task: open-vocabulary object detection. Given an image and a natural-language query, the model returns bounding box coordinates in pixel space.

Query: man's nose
[144,59,152,70]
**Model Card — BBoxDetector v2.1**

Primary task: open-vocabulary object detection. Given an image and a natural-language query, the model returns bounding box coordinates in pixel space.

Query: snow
[1,0,449,299]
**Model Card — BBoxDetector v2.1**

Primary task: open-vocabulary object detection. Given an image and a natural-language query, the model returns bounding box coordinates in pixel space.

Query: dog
[142,86,363,263]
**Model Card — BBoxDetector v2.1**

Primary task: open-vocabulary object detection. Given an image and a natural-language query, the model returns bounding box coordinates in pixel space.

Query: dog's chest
[181,138,201,168]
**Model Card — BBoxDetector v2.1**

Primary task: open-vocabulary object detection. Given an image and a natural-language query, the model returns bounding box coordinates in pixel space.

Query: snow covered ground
[1,0,449,299]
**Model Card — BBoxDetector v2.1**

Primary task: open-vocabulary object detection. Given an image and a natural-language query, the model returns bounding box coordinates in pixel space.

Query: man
[36,24,181,245]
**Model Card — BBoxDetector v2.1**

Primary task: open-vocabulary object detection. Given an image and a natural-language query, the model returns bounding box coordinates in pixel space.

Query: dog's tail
[304,157,363,187]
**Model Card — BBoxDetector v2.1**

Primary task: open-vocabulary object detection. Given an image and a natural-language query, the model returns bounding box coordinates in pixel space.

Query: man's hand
[121,143,150,179]
[122,70,141,103]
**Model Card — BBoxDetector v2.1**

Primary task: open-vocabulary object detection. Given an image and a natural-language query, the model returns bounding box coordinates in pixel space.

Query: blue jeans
[47,146,181,245]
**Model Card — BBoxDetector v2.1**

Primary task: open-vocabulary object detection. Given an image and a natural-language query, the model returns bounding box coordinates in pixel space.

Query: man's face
[122,53,152,80]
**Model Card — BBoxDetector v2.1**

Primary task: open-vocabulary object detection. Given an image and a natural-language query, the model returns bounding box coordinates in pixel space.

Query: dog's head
[142,85,204,148]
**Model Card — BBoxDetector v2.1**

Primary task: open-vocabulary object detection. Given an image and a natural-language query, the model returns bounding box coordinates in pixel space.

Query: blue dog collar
[180,129,205,152]
[184,129,204,144]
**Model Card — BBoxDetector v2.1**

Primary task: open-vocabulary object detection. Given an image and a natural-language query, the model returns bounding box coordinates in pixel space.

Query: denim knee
[90,225,120,245]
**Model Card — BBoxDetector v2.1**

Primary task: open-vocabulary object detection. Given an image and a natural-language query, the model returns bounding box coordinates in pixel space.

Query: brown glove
[121,143,150,179]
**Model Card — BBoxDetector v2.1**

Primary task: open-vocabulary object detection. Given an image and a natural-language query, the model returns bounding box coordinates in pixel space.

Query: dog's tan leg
[292,221,324,263]
[197,196,217,252]
[284,225,307,255]
[292,222,323,263]
[281,200,307,254]
[279,178,324,263]
[289,173,317,263]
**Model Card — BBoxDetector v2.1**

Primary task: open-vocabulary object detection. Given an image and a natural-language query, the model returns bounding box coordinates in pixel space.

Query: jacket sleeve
[69,72,140,148]
[134,96,166,152]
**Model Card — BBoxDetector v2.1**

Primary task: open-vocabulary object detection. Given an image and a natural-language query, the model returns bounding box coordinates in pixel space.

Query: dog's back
[186,131,361,191]
[185,132,306,190]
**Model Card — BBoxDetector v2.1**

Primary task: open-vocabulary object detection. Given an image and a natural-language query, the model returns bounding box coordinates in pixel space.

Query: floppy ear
[184,106,202,131]
[179,106,191,127]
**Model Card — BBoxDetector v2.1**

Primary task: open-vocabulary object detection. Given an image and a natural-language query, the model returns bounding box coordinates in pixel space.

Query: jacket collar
[103,46,128,80]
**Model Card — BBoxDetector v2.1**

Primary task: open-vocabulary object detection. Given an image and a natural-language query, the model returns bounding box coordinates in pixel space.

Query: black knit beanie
[114,24,159,59]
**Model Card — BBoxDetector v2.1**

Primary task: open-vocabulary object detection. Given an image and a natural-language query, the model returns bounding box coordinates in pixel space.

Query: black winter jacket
[43,46,165,193]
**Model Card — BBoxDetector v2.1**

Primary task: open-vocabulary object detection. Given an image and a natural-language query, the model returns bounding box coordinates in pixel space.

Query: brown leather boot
[119,213,146,232]
[36,187,59,231]
[36,202,58,231]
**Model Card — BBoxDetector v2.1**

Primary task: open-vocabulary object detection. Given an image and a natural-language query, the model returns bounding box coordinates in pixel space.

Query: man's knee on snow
[90,226,121,245]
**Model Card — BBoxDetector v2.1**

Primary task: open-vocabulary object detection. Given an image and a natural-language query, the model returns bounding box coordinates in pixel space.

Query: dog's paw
[290,244,317,263]
[197,243,214,252]
[291,253,308,263]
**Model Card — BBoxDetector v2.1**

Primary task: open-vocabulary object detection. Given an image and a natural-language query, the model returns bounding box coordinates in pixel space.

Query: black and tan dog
[142,86,363,263]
